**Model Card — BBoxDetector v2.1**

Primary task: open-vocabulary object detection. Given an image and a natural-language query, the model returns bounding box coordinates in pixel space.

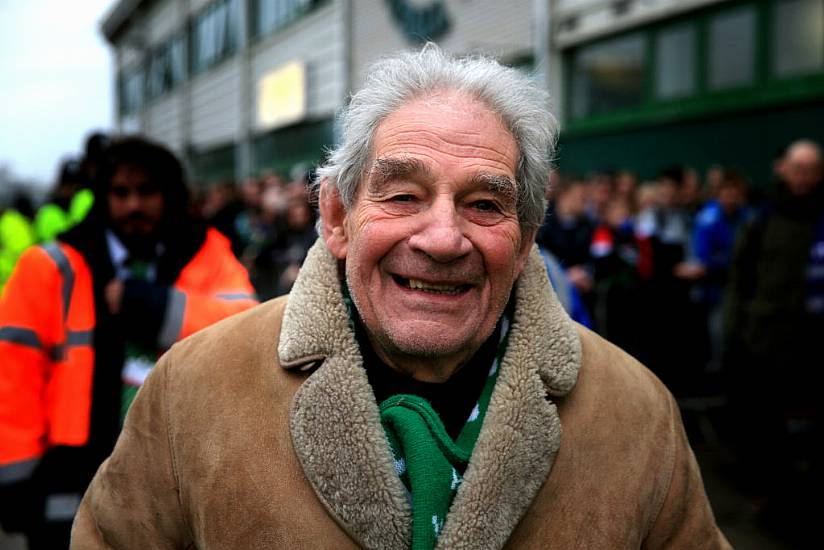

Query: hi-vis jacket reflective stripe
[0,229,257,482]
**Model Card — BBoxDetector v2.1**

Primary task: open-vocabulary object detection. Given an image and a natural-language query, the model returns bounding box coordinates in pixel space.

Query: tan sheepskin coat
[71,240,730,549]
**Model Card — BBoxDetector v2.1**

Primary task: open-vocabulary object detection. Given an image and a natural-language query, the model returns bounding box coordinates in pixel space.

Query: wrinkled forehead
[366,93,519,177]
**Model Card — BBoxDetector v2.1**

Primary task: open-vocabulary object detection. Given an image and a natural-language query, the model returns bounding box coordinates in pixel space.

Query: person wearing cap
[72,48,727,549]
[0,136,257,549]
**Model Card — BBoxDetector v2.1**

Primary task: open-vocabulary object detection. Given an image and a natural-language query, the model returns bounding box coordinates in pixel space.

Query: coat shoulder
[162,296,289,386]
[572,324,673,414]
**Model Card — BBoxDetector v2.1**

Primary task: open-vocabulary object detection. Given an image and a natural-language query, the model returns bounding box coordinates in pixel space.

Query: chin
[380,322,481,360]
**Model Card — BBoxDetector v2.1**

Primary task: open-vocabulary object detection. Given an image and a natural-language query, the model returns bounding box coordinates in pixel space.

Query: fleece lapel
[279,240,412,550]
[435,246,581,550]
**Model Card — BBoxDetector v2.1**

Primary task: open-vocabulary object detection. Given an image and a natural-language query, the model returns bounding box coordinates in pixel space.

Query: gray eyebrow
[471,173,517,206]
[368,157,433,192]
[368,157,517,207]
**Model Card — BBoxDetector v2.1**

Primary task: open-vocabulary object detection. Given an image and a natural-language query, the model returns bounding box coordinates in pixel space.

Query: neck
[114,231,160,260]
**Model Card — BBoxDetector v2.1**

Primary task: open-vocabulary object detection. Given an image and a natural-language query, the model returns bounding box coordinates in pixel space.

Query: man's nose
[124,192,144,212]
[407,199,472,262]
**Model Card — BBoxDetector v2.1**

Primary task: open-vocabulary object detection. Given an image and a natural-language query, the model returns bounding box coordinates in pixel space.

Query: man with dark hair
[0,136,257,549]
[73,49,726,549]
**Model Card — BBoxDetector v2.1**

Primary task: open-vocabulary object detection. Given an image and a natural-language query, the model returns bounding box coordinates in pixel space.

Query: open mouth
[392,275,471,296]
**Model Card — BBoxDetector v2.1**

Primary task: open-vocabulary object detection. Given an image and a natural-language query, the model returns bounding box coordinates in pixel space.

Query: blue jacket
[692,201,751,303]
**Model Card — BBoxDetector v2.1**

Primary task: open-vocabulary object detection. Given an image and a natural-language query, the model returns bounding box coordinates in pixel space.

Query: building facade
[101,0,537,184]
[104,0,347,183]
[102,0,824,186]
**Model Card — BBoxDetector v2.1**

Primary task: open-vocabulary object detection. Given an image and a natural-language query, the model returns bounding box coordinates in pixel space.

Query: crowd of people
[536,139,823,544]
[537,163,749,395]
[195,168,317,301]
[0,121,821,547]
[0,136,318,304]
[0,135,105,296]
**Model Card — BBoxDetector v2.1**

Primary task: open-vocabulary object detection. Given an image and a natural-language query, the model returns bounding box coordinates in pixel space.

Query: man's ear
[515,227,537,277]
[319,178,348,259]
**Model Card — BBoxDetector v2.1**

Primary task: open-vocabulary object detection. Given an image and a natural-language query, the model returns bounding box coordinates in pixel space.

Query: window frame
[563,0,824,136]
[251,0,324,41]
[654,21,698,100]
[118,63,146,116]
[190,0,242,76]
[146,33,187,102]
[568,31,648,119]
[769,0,824,80]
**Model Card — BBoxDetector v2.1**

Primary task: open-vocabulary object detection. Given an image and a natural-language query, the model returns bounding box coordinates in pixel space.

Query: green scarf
[341,281,511,549]
[379,316,509,549]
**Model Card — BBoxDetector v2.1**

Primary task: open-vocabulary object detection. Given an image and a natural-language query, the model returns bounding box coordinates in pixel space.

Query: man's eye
[390,194,416,202]
[472,200,499,212]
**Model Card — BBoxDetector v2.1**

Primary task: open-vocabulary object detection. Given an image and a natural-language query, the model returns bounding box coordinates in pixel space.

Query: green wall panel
[556,100,824,188]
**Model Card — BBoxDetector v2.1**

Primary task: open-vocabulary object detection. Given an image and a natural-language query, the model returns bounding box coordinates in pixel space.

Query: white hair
[316,44,558,229]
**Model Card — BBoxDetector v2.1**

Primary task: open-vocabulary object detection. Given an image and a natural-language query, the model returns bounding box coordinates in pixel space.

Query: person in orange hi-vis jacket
[0,136,258,549]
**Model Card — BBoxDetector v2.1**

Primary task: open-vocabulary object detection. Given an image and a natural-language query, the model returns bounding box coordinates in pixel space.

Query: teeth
[406,278,464,294]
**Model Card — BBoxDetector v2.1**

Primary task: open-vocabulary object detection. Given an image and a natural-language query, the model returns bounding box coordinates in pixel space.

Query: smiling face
[321,91,534,381]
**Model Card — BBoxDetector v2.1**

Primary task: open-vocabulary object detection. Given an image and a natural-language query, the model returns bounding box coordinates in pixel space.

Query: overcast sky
[0,0,115,188]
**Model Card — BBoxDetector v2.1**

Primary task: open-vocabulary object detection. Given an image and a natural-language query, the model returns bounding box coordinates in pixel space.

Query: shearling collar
[279,239,581,549]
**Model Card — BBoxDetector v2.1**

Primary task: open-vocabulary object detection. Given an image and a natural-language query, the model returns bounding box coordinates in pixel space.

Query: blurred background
[2,0,824,548]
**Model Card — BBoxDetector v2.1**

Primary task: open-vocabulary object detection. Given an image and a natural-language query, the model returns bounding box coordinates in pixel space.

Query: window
[120,66,144,115]
[570,33,646,118]
[255,0,315,37]
[147,36,186,100]
[192,0,241,73]
[655,23,696,99]
[773,0,824,78]
[708,7,756,90]
[170,38,186,83]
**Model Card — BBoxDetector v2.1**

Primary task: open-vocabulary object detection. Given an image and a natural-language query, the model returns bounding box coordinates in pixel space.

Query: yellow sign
[257,61,306,131]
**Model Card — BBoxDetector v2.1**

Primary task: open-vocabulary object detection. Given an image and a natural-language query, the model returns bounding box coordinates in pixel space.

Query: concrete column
[533,0,551,92]
[236,0,254,180]
[182,0,195,175]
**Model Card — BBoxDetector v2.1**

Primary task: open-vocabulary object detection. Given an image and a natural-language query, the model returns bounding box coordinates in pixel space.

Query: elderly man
[72,47,727,549]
